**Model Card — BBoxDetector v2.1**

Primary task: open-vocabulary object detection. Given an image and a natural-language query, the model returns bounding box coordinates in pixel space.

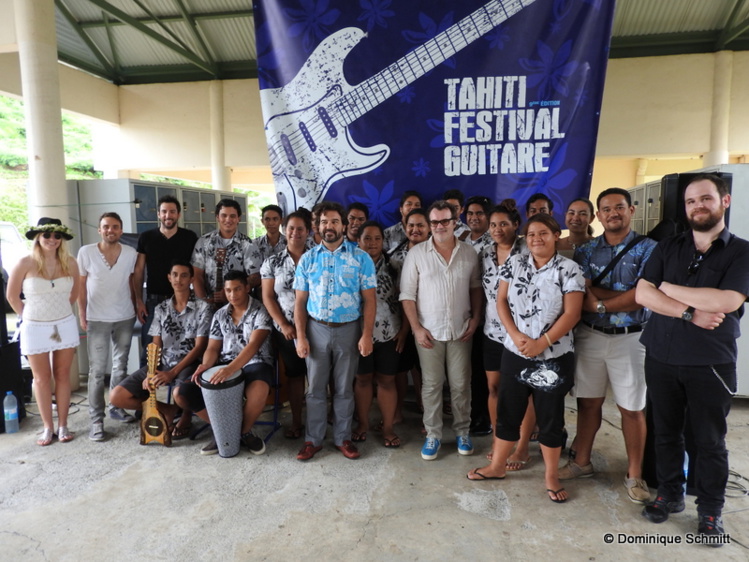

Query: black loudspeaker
[0,341,26,433]
[661,171,732,230]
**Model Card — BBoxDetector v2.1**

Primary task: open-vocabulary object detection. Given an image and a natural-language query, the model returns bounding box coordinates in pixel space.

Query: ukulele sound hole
[145,417,165,437]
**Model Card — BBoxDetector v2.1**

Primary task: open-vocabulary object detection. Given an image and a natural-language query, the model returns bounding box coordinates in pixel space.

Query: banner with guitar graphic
[255,0,615,225]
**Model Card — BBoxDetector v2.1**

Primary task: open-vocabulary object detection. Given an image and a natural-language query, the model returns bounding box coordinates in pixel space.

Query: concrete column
[704,51,733,167]
[13,0,70,225]
[209,80,230,191]
[635,158,648,185]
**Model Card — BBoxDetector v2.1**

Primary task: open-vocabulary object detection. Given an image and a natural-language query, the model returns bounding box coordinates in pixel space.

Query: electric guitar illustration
[260,0,537,213]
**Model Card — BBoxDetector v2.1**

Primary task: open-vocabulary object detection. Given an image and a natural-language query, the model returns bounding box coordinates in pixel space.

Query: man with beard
[562,188,656,505]
[636,174,749,545]
[400,200,482,460]
[78,212,139,440]
[134,195,198,354]
[293,202,376,461]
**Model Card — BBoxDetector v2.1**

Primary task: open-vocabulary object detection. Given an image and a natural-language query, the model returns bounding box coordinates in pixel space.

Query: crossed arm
[635,279,745,330]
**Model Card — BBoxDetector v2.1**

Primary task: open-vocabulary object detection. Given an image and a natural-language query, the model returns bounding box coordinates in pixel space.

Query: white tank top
[22,276,75,321]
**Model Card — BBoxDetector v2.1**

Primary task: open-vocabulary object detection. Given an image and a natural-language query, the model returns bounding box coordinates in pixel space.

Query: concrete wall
[1,43,748,196]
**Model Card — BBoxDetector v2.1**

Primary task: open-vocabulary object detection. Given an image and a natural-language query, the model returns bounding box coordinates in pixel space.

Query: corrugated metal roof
[52,0,749,85]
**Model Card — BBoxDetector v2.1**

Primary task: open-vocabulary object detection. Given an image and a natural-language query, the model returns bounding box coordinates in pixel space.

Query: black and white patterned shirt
[383,222,407,252]
[191,230,262,294]
[387,239,410,274]
[468,231,492,255]
[260,248,299,330]
[480,238,526,343]
[372,256,401,343]
[499,252,585,359]
[149,295,213,370]
[209,298,273,367]
[253,233,287,264]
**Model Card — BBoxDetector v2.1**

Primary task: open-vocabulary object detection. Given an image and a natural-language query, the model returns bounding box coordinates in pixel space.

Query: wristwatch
[681,306,695,322]
[596,300,607,314]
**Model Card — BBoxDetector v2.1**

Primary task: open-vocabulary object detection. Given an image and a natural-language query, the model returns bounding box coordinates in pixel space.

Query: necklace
[42,261,58,287]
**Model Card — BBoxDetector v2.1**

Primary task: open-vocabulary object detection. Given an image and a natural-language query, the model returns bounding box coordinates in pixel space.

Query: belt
[310,317,355,328]
[583,321,644,335]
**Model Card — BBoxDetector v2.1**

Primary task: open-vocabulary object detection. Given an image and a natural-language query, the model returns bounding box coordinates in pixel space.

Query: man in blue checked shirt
[293,202,376,461]
[562,188,657,505]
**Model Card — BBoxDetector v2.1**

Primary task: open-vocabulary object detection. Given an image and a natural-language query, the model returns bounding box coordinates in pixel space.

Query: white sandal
[37,428,55,446]
[57,426,74,443]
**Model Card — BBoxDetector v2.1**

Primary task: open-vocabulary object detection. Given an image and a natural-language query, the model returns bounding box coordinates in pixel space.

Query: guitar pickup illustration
[299,121,317,151]
[318,107,337,138]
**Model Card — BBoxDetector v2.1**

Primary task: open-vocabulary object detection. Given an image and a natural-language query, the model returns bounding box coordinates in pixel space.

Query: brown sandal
[383,435,401,448]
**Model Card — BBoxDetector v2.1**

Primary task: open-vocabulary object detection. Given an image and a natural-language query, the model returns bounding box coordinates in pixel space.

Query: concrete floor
[1,391,749,561]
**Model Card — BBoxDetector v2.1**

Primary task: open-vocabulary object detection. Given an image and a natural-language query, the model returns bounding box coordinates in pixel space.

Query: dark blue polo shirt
[639,228,749,365]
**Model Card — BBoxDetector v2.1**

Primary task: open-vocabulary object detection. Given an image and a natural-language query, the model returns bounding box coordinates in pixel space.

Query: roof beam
[716,0,749,49]
[78,10,253,28]
[103,12,121,76]
[130,0,198,57]
[85,0,217,76]
[173,0,217,69]
[55,0,115,76]
[610,31,721,58]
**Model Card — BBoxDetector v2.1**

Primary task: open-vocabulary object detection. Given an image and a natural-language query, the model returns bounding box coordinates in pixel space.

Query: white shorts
[20,314,79,356]
[572,323,646,411]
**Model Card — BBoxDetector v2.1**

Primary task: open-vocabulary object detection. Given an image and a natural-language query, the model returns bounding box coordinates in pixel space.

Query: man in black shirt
[636,173,749,545]
[134,195,198,354]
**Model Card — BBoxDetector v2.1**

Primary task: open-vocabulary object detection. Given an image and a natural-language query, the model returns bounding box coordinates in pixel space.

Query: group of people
[7,173,748,545]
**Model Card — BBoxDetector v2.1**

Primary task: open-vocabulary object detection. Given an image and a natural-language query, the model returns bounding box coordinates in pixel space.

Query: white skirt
[20,314,79,356]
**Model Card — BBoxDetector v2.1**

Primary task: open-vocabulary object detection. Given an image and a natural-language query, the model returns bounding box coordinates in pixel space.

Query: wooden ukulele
[214,247,227,302]
[140,343,172,447]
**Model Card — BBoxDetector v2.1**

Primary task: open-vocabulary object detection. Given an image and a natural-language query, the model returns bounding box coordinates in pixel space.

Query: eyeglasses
[687,251,705,275]
[429,219,455,228]
[42,232,63,240]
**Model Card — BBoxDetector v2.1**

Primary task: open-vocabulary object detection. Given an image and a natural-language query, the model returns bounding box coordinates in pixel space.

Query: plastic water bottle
[3,391,19,433]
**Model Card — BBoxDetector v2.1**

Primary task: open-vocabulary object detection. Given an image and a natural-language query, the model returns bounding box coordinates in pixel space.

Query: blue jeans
[87,318,135,423]
[645,355,735,515]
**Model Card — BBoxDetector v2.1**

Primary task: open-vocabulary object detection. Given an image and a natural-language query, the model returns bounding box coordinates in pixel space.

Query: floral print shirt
[383,222,407,252]
[209,298,273,367]
[468,231,493,255]
[253,233,287,264]
[574,231,656,328]
[149,294,213,369]
[293,242,377,324]
[260,248,299,330]
[499,252,585,359]
[371,256,401,343]
[191,230,262,294]
[480,238,526,343]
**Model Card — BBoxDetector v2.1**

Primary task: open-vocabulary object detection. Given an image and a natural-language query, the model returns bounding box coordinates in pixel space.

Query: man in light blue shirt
[294,202,376,461]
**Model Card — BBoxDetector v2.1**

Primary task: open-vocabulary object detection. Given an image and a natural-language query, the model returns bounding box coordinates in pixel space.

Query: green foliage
[0,181,29,231]
[0,94,274,239]
[0,96,28,169]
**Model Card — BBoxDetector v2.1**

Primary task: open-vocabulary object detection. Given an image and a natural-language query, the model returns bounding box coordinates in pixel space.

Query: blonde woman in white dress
[6,218,80,445]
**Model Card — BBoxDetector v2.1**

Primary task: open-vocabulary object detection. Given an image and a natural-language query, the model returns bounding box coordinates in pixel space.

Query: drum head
[199,365,244,390]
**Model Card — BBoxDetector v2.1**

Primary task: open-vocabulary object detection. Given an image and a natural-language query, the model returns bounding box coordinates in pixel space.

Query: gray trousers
[416,338,472,440]
[87,318,135,423]
[304,319,361,446]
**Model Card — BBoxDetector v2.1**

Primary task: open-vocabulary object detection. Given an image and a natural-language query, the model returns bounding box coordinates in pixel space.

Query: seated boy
[110,261,212,437]
[176,269,274,455]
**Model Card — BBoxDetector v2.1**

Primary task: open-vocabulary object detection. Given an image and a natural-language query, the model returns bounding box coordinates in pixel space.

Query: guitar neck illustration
[261,0,536,213]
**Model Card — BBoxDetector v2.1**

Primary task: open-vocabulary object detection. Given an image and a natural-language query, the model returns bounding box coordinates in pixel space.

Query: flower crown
[29,224,74,238]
